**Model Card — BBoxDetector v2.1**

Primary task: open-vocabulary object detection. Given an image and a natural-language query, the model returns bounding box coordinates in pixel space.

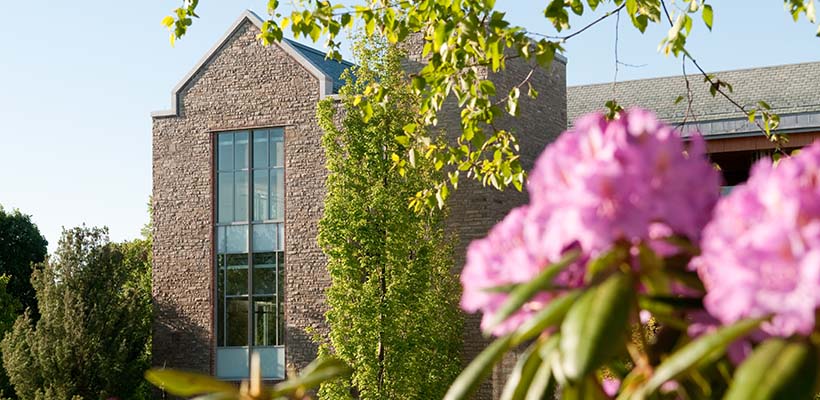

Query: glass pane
[277,252,284,299]
[253,224,277,253]
[217,348,250,379]
[218,134,234,171]
[277,224,285,251]
[217,254,225,347]
[226,297,248,346]
[235,131,249,169]
[253,296,277,346]
[253,170,269,221]
[270,169,284,221]
[258,347,285,379]
[226,254,248,296]
[218,172,233,223]
[253,130,268,169]
[277,293,284,346]
[225,225,248,254]
[271,129,284,167]
[216,226,226,254]
[253,252,276,295]
[234,171,248,222]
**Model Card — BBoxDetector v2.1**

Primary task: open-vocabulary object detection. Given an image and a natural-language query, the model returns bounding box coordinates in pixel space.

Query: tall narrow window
[215,129,285,380]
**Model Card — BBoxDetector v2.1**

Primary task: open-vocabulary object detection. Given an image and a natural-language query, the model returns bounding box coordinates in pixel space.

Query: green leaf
[271,356,351,397]
[559,273,634,382]
[500,341,545,400]
[724,339,818,400]
[444,334,516,400]
[702,4,713,30]
[144,369,238,397]
[484,249,581,335]
[638,317,766,397]
[674,95,685,104]
[584,245,628,284]
[512,291,580,345]
[525,336,560,400]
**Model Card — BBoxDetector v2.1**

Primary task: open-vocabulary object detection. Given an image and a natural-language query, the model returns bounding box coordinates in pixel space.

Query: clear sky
[1,1,818,253]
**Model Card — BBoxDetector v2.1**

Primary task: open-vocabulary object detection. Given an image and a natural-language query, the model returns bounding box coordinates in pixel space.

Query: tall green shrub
[1,226,152,400]
[316,37,463,400]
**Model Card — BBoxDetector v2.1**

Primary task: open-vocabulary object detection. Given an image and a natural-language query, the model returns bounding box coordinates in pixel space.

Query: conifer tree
[316,37,463,400]
[1,226,152,400]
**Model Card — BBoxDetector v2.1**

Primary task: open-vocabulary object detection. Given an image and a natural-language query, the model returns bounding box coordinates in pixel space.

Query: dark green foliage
[0,206,47,317]
[317,37,463,400]
[1,226,152,400]
[0,206,47,398]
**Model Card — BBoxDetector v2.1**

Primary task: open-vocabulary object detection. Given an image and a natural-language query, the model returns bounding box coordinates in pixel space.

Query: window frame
[212,127,286,379]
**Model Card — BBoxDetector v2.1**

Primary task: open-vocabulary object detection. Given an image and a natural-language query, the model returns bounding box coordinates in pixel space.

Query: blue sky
[1,1,818,252]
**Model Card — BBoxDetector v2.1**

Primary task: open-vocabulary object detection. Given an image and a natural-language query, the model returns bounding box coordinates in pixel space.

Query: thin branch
[678,56,697,129]
[659,0,786,151]
[527,3,627,42]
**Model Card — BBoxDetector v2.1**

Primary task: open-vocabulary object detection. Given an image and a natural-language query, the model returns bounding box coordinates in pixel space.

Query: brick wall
[152,19,330,375]
[400,35,567,398]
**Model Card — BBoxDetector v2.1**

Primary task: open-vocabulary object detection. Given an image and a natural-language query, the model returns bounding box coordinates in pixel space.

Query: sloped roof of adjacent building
[568,62,820,137]
[284,39,354,93]
[153,10,354,118]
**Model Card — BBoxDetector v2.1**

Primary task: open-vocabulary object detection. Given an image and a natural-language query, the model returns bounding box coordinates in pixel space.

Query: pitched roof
[152,10,353,118]
[568,62,820,137]
[284,39,354,93]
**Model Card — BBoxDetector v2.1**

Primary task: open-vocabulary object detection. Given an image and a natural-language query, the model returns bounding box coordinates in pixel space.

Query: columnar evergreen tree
[316,38,463,400]
[0,226,152,400]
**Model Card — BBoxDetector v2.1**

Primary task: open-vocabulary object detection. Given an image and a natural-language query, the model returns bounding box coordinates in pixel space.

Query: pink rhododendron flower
[694,141,820,337]
[526,109,720,259]
[460,206,585,335]
[461,109,720,336]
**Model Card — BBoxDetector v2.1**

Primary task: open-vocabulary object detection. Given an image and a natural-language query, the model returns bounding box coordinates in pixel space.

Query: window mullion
[247,131,254,358]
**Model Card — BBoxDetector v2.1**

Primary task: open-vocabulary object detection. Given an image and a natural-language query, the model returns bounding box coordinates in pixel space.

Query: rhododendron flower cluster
[695,142,820,337]
[461,109,721,336]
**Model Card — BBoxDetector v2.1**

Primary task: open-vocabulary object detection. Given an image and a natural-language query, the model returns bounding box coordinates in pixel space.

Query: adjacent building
[569,62,820,186]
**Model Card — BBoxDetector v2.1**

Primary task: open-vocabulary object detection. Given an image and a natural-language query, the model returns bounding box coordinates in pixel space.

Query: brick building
[151,9,566,398]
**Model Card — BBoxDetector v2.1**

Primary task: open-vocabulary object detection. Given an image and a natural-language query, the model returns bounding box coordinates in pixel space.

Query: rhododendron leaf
[559,273,634,382]
[562,376,610,400]
[638,317,765,397]
[724,338,817,400]
[144,369,238,397]
[511,290,580,345]
[500,338,548,400]
[525,336,560,400]
[584,245,628,284]
[444,334,515,400]
[271,356,351,397]
[483,249,581,335]
[191,394,237,400]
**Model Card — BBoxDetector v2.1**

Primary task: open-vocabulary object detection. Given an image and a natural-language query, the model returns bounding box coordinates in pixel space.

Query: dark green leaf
[724,339,818,400]
[501,341,546,400]
[559,273,634,382]
[512,291,580,345]
[525,336,560,400]
[638,317,766,397]
[444,334,516,400]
